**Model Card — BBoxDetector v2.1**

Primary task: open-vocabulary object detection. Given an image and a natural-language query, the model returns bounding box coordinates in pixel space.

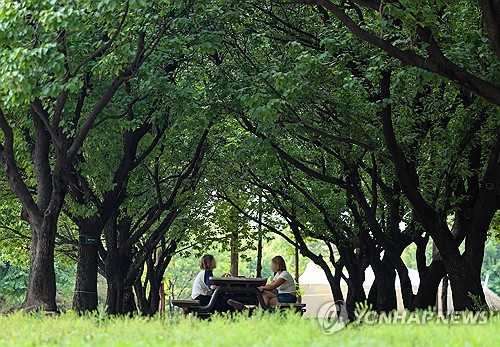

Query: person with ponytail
[258,256,297,308]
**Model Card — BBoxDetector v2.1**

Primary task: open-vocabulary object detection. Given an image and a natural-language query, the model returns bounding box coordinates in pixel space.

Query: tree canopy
[0,0,498,315]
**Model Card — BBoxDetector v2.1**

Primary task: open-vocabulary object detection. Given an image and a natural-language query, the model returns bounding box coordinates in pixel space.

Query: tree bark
[343,259,367,317]
[72,223,99,312]
[370,254,397,313]
[23,164,66,312]
[256,197,263,278]
[441,275,449,315]
[478,0,500,59]
[413,259,446,309]
[104,216,136,315]
[134,242,177,316]
[230,230,239,276]
[256,233,263,278]
[23,223,58,312]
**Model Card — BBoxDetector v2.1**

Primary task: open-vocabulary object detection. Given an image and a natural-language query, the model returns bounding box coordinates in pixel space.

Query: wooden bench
[171,299,200,316]
[274,303,306,315]
[172,299,306,317]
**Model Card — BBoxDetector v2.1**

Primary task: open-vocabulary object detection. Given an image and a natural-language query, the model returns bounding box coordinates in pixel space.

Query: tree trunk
[72,224,99,312]
[18,117,66,312]
[306,252,346,314]
[432,221,486,310]
[105,276,120,315]
[367,280,378,309]
[444,255,485,311]
[414,259,445,309]
[23,223,57,312]
[104,217,136,315]
[256,199,263,278]
[159,282,166,317]
[134,263,161,316]
[371,256,397,313]
[295,245,300,283]
[106,274,136,315]
[376,274,397,313]
[344,262,366,316]
[230,230,238,276]
[122,285,136,314]
[441,275,449,315]
[22,172,65,312]
[256,233,263,278]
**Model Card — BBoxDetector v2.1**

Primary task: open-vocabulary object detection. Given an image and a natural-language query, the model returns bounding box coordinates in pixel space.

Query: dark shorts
[277,293,297,303]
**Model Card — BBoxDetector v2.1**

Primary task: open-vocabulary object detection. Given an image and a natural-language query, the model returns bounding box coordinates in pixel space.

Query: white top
[273,270,296,294]
[191,270,213,299]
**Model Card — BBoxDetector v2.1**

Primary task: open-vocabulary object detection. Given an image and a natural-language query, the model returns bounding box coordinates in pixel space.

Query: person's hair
[272,256,287,271]
[200,254,214,270]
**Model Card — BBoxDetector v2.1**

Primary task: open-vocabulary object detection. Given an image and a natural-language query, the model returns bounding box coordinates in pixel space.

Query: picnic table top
[209,276,267,287]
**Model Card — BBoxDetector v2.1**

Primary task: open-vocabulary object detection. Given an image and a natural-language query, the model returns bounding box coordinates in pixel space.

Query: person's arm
[258,278,285,291]
[204,270,218,291]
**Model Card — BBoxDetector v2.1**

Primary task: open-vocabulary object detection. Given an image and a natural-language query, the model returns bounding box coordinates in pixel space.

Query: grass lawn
[0,311,498,346]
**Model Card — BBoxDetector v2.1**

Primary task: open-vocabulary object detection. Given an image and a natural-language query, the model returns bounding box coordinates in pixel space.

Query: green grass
[0,311,498,346]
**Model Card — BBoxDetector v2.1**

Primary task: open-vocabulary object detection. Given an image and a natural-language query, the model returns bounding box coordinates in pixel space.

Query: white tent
[298,261,499,317]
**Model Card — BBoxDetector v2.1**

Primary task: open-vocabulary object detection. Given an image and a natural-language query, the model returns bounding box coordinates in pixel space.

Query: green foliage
[483,236,500,295]
[0,0,498,315]
[0,194,30,267]
[0,261,27,307]
[0,259,77,310]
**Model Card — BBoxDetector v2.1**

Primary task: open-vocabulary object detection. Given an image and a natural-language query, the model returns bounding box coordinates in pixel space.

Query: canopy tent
[298,261,500,317]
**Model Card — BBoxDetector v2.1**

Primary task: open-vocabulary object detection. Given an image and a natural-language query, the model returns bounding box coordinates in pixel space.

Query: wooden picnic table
[209,276,269,310]
[208,277,306,314]
[209,276,267,287]
[172,276,306,317]
[172,277,268,316]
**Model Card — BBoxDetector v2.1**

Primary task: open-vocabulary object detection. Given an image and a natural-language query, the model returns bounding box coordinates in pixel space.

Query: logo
[317,300,348,334]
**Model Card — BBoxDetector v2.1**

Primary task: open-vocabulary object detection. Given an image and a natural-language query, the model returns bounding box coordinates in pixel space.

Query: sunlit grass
[0,310,498,346]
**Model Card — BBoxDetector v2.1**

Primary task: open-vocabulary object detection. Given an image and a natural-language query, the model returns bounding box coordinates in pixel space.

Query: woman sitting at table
[258,256,297,308]
[191,254,245,312]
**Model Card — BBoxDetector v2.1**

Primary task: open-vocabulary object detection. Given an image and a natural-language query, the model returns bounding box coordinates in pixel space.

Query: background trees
[0,0,498,315]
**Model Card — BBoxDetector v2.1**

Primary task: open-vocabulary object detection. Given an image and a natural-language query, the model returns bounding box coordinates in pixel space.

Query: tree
[293,0,500,105]
[210,1,499,310]
[0,0,198,312]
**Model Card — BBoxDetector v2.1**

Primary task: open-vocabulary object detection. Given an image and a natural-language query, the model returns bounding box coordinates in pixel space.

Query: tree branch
[293,0,500,106]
